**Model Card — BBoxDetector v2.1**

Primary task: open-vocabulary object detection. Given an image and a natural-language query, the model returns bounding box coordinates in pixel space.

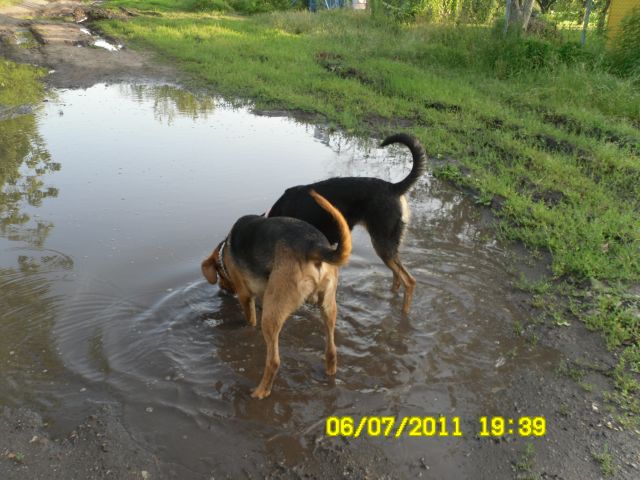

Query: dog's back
[267,133,426,244]
[268,178,391,243]
[230,189,352,280]
[229,215,331,279]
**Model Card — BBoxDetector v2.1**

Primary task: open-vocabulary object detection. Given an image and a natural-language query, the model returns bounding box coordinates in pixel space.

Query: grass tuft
[0,60,46,108]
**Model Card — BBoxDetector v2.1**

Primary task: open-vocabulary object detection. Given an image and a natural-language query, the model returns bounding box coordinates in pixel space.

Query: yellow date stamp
[325,416,546,438]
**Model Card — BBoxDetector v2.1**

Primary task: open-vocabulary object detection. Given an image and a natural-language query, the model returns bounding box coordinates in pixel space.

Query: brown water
[0,84,560,478]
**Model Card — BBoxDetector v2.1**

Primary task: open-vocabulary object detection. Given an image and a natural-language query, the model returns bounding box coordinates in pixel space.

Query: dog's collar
[218,239,231,282]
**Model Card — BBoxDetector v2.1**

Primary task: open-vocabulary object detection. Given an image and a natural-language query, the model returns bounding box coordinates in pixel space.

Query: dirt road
[0,0,175,88]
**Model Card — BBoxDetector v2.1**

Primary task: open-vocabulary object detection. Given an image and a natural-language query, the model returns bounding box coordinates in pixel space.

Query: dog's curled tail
[309,189,352,266]
[380,133,427,195]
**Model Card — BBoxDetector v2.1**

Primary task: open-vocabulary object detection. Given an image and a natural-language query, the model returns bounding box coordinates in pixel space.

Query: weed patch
[591,444,617,477]
[0,60,46,109]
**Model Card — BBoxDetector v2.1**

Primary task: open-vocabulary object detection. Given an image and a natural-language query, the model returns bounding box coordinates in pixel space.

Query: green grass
[556,359,586,382]
[513,443,537,479]
[0,0,21,8]
[591,444,617,477]
[0,60,46,107]
[99,4,639,412]
[107,0,195,11]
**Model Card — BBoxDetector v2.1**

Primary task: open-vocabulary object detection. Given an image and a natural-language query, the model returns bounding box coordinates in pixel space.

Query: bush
[370,0,430,22]
[475,17,605,77]
[558,41,596,64]
[189,0,232,12]
[370,0,500,24]
[188,0,290,13]
[527,12,559,40]
[484,34,558,77]
[522,37,555,69]
[457,0,500,24]
[609,7,640,78]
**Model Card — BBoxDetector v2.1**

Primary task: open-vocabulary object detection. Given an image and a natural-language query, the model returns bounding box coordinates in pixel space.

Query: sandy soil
[1,2,639,479]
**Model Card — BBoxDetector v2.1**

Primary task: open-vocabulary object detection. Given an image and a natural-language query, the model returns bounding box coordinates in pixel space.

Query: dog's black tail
[380,133,427,195]
[308,190,352,266]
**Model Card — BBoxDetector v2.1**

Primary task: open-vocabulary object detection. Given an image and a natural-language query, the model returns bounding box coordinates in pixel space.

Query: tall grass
[609,7,640,78]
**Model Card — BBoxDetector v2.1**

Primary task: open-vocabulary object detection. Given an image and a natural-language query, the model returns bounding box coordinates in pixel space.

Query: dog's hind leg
[391,272,401,293]
[319,285,338,376]
[386,257,415,314]
[251,266,303,399]
[251,304,288,399]
[378,255,415,314]
[369,219,416,313]
[371,235,403,294]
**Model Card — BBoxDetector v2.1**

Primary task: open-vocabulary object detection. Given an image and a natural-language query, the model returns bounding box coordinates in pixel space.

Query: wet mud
[0,0,175,89]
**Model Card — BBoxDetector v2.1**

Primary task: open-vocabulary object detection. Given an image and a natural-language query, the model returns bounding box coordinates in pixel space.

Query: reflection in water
[0,109,66,407]
[0,257,68,406]
[122,84,216,125]
[0,113,59,246]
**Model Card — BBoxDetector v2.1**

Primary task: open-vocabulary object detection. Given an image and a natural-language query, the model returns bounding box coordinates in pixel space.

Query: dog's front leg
[391,272,401,293]
[238,293,257,326]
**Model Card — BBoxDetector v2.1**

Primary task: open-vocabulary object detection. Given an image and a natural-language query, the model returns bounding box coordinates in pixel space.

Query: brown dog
[201,191,351,399]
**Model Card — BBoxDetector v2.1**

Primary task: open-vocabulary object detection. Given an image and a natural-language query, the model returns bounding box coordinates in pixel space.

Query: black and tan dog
[267,133,426,314]
[201,191,351,399]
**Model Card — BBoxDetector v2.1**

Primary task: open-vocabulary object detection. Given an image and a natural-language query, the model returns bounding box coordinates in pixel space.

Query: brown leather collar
[214,237,235,294]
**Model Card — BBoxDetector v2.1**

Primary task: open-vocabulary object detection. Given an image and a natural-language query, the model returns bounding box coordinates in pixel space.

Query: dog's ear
[201,257,218,284]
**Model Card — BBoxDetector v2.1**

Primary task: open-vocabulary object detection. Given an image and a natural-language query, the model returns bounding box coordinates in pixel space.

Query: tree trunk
[504,0,513,34]
[581,0,594,45]
[522,0,535,30]
[596,0,611,33]
[536,0,556,14]
[506,0,536,32]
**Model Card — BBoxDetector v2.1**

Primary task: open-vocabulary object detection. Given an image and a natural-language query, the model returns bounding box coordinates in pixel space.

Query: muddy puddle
[0,84,561,478]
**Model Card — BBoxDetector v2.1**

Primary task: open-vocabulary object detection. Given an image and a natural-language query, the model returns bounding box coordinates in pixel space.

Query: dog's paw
[325,363,337,376]
[250,387,271,399]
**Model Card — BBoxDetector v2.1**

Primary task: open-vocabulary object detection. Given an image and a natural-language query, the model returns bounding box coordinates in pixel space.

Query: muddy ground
[1,1,639,479]
[0,0,176,88]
